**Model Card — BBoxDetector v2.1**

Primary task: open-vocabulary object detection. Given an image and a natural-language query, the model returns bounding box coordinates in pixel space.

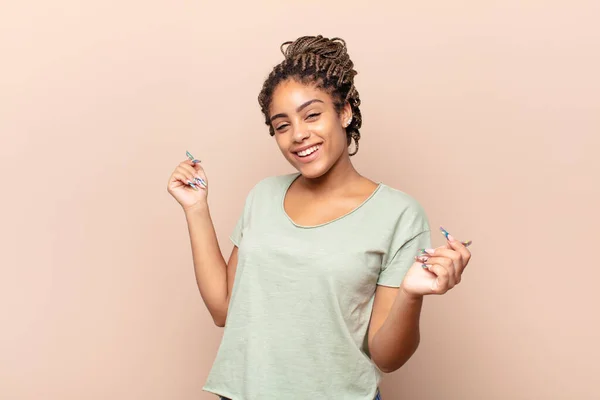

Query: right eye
[275,124,289,132]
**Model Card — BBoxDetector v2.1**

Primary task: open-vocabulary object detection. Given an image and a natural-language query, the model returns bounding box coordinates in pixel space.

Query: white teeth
[297,145,320,157]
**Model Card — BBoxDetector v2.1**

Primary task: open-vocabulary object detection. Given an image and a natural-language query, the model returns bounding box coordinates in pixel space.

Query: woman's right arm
[184,204,238,327]
[167,158,237,327]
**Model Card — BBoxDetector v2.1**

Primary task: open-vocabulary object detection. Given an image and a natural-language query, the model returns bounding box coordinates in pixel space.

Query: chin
[298,169,325,180]
[295,161,330,179]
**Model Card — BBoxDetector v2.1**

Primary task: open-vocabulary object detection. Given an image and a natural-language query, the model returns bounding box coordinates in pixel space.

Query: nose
[292,124,310,143]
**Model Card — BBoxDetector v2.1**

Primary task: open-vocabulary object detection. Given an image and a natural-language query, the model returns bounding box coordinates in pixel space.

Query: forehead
[269,79,331,114]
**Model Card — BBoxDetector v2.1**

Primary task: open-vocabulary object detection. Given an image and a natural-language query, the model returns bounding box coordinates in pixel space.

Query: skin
[269,78,379,226]
[166,77,472,374]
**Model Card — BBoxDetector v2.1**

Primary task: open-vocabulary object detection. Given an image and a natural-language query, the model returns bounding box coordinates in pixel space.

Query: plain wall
[1,1,599,399]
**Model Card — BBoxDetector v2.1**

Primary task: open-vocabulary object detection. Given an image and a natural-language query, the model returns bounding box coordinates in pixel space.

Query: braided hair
[258,35,363,156]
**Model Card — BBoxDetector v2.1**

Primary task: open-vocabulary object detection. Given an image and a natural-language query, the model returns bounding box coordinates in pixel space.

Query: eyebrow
[269,99,324,123]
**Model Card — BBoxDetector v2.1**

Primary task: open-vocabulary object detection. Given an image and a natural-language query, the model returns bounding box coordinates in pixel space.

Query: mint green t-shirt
[203,173,431,400]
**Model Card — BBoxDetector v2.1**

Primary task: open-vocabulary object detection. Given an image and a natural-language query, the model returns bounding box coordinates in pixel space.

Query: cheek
[329,128,348,151]
[314,120,344,144]
[274,134,290,154]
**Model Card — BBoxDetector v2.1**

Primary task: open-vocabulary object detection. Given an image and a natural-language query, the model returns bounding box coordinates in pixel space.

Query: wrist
[400,286,424,303]
[183,201,209,215]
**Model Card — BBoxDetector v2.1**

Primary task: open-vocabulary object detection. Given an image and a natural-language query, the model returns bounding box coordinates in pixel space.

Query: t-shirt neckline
[281,173,384,229]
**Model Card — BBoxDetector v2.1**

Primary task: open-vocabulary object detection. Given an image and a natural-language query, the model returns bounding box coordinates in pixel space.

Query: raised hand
[167,151,209,211]
[400,227,472,298]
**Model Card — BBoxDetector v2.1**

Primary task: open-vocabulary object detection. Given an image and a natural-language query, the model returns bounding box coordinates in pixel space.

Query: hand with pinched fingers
[167,151,209,211]
[400,227,472,299]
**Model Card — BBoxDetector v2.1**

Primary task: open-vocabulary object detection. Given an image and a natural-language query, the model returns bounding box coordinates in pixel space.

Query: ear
[341,101,353,127]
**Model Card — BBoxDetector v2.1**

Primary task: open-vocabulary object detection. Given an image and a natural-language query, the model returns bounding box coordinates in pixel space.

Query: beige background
[1,1,599,399]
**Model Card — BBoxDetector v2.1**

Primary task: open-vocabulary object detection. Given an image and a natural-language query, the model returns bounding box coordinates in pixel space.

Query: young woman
[167,35,472,400]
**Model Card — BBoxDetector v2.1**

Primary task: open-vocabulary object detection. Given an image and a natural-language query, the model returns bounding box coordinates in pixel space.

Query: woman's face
[269,79,352,179]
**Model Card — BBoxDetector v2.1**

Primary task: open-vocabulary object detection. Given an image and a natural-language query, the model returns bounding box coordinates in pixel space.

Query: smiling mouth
[294,144,321,157]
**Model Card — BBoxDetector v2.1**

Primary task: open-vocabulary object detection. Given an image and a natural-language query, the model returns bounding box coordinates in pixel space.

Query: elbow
[213,314,226,327]
[211,297,230,327]
[376,359,405,374]
[377,358,405,374]
[378,365,396,374]
[374,340,421,374]
[212,312,227,327]
[214,319,225,328]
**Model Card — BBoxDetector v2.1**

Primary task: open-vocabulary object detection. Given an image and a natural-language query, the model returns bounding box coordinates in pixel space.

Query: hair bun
[280,35,352,69]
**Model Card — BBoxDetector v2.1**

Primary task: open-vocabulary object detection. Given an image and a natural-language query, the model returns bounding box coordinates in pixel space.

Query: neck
[298,153,362,194]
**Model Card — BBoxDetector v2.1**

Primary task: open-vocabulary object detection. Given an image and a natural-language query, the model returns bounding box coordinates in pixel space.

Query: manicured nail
[424,249,435,255]
[441,226,473,247]
[439,226,452,240]
[186,151,201,163]
[415,255,429,262]
[187,181,199,190]
[421,264,430,269]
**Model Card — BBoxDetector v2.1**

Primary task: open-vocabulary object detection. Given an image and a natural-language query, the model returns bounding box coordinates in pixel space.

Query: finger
[168,172,185,188]
[419,247,462,260]
[182,160,208,186]
[440,242,469,280]
[178,165,207,188]
[427,256,457,285]
[447,239,472,268]
[179,163,203,180]
[184,158,205,173]
[171,171,200,191]
[176,165,198,184]
[179,159,205,179]
[423,263,452,293]
[422,255,460,284]
[430,247,464,282]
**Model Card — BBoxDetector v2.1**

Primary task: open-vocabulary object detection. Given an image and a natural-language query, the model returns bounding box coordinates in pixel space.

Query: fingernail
[415,255,429,262]
[421,264,430,269]
[187,181,199,190]
[439,226,450,239]
[194,177,204,185]
[447,234,456,242]
[186,151,195,161]
[424,248,435,255]
[462,240,472,247]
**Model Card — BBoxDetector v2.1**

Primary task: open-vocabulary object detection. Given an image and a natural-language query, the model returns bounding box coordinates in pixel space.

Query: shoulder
[254,172,298,189]
[369,183,431,236]
[375,184,428,217]
[245,172,299,199]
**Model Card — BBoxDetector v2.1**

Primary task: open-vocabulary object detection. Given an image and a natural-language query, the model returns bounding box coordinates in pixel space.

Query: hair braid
[258,35,363,155]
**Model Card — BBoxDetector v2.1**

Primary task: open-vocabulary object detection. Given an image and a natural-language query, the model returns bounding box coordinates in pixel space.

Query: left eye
[307,113,321,120]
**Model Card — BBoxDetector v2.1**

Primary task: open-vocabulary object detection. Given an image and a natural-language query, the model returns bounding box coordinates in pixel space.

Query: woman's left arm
[368,231,472,373]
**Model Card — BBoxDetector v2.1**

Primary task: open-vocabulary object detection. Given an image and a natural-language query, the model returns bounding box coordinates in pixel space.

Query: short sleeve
[230,212,244,247]
[230,184,257,247]
[377,230,431,287]
[377,198,432,287]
